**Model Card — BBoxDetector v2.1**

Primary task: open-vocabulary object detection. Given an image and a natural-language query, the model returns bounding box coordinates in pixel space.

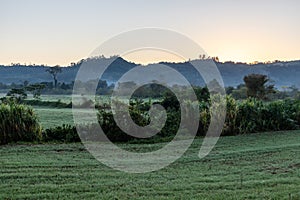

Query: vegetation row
[1,94,299,145]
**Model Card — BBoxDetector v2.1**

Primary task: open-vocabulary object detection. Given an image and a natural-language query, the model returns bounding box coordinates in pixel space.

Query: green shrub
[236,98,262,134]
[96,99,180,142]
[42,124,80,143]
[196,100,210,135]
[198,96,299,136]
[235,98,298,134]
[0,102,42,144]
[161,91,180,111]
[223,95,238,136]
[97,110,134,142]
[263,100,298,131]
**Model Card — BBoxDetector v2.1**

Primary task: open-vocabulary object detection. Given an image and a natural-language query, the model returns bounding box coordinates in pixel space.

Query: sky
[0,0,299,66]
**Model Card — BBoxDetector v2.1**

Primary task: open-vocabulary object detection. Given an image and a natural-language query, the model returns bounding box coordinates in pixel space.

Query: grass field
[34,107,101,129]
[33,97,157,129]
[34,107,75,128]
[0,130,299,199]
[33,94,112,104]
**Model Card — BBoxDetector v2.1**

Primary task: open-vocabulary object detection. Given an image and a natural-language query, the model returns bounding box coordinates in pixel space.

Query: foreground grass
[0,131,300,199]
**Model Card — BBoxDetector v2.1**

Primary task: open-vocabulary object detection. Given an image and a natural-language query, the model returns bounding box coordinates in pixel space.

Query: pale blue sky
[0,0,299,65]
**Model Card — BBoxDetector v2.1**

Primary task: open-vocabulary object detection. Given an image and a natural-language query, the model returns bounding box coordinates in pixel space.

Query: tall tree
[46,66,62,88]
[243,74,275,100]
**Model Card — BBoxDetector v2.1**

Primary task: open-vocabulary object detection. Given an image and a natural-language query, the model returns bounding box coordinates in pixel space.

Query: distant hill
[1,57,300,89]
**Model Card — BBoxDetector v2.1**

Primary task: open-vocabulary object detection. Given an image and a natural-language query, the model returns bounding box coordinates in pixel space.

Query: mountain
[1,57,300,89]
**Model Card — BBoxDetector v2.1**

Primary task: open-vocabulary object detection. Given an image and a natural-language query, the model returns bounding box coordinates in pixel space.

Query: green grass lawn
[31,94,131,129]
[34,107,101,129]
[34,107,75,128]
[0,130,300,199]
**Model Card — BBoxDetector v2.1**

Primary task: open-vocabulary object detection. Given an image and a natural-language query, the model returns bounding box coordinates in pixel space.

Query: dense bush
[95,96,300,141]
[235,98,299,134]
[97,110,135,142]
[0,102,42,144]
[42,124,80,142]
[198,96,300,136]
[3,94,299,145]
[97,101,180,142]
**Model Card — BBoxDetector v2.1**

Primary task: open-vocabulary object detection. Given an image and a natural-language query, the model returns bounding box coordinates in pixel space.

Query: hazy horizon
[2,55,300,67]
[1,0,300,66]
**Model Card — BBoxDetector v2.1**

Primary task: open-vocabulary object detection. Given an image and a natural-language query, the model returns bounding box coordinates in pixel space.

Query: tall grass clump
[0,101,42,144]
[236,98,299,134]
[197,96,300,136]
